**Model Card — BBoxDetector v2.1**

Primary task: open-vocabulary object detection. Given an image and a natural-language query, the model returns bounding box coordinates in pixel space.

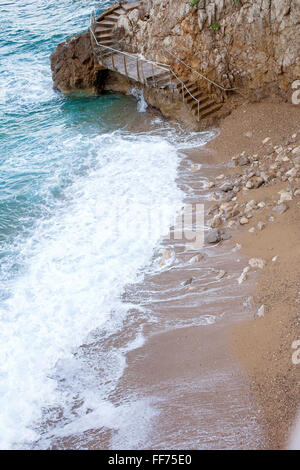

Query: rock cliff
[119,0,300,100]
[50,31,103,93]
[50,1,300,120]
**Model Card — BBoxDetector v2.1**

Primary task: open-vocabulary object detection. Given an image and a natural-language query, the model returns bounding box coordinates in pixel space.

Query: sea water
[0,0,214,449]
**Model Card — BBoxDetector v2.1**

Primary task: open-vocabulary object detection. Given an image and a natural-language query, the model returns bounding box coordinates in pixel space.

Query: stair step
[98,21,116,28]
[191,98,215,112]
[98,36,114,42]
[200,103,223,118]
[186,91,206,103]
[97,33,113,40]
[148,72,170,82]
[183,85,198,95]
[95,25,115,32]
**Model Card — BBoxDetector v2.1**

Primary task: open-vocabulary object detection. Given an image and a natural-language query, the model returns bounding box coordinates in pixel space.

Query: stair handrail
[164,48,238,93]
[89,24,204,121]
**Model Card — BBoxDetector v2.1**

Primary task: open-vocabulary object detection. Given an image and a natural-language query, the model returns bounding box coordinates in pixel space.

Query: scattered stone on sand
[189,254,204,264]
[220,182,234,192]
[238,266,250,284]
[216,174,225,180]
[272,256,278,262]
[262,137,271,145]
[256,305,265,318]
[240,216,249,225]
[249,258,266,269]
[208,215,222,228]
[215,270,226,281]
[204,180,215,189]
[238,154,250,166]
[273,203,289,214]
[249,227,255,233]
[160,249,173,266]
[183,277,194,286]
[257,221,266,231]
[278,190,292,203]
[205,229,221,244]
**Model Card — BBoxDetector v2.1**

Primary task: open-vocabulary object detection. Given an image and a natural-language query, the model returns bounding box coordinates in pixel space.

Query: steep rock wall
[117,0,300,100]
[50,32,104,93]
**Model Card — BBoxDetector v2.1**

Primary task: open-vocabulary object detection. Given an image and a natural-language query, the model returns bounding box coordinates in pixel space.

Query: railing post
[112,52,115,69]
[182,83,184,102]
[198,101,200,122]
[141,61,146,85]
[123,55,128,77]
[137,58,141,82]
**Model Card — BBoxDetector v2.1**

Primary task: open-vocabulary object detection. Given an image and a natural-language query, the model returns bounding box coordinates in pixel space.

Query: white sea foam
[0,132,182,449]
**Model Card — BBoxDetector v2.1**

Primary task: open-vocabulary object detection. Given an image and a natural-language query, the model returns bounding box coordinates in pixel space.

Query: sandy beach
[108,100,300,450]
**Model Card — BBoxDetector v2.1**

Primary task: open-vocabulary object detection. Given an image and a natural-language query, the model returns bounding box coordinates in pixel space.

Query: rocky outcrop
[50,0,300,121]
[117,0,300,101]
[50,32,104,93]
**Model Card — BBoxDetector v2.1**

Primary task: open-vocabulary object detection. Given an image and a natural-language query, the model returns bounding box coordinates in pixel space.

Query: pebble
[257,221,266,231]
[240,216,249,225]
[205,229,221,244]
[220,182,234,192]
[215,270,226,280]
[183,277,194,286]
[256,305,265,318]
[273,203,289,214]
[249,258,266,269]
[278,190,292,203]
[238,267,250,284]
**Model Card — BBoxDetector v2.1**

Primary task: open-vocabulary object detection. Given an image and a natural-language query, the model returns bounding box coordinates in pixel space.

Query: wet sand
[113,100,300,450]
[108,145,265,449]
[51,100,299,450]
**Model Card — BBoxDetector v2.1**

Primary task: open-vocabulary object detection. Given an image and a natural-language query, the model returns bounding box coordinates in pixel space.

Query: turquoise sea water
[0,1,217,449]
[0,0,183,449]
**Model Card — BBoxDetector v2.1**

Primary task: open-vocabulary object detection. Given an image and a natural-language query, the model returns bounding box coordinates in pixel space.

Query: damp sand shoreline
[115,100,300,450]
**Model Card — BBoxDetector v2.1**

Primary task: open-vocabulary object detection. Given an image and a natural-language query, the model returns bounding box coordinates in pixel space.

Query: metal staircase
[90,2,223,122]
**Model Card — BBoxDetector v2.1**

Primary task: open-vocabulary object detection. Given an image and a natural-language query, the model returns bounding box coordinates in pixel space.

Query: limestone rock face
[50,32,102,93]
[50,1,300,105]
[127,0,300,99]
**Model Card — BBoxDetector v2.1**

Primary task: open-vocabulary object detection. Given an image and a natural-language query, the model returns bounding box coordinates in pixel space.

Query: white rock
[238,266,250,284]
[249,258,266,269]
[278,190,293,203]
[272,256,278,262]
[240,216,249,225]
[216,174,225,180]
[262,137,271,145]
[257,221,266,231]
[256,305,265,318]
[215,270,226,280]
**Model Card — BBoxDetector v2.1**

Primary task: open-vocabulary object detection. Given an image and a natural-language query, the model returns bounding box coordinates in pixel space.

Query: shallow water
[0,0,217,449]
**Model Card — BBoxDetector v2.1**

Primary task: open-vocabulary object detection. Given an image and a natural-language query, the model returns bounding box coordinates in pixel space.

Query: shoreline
[113,99,300,449]
[206,100,300,448]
